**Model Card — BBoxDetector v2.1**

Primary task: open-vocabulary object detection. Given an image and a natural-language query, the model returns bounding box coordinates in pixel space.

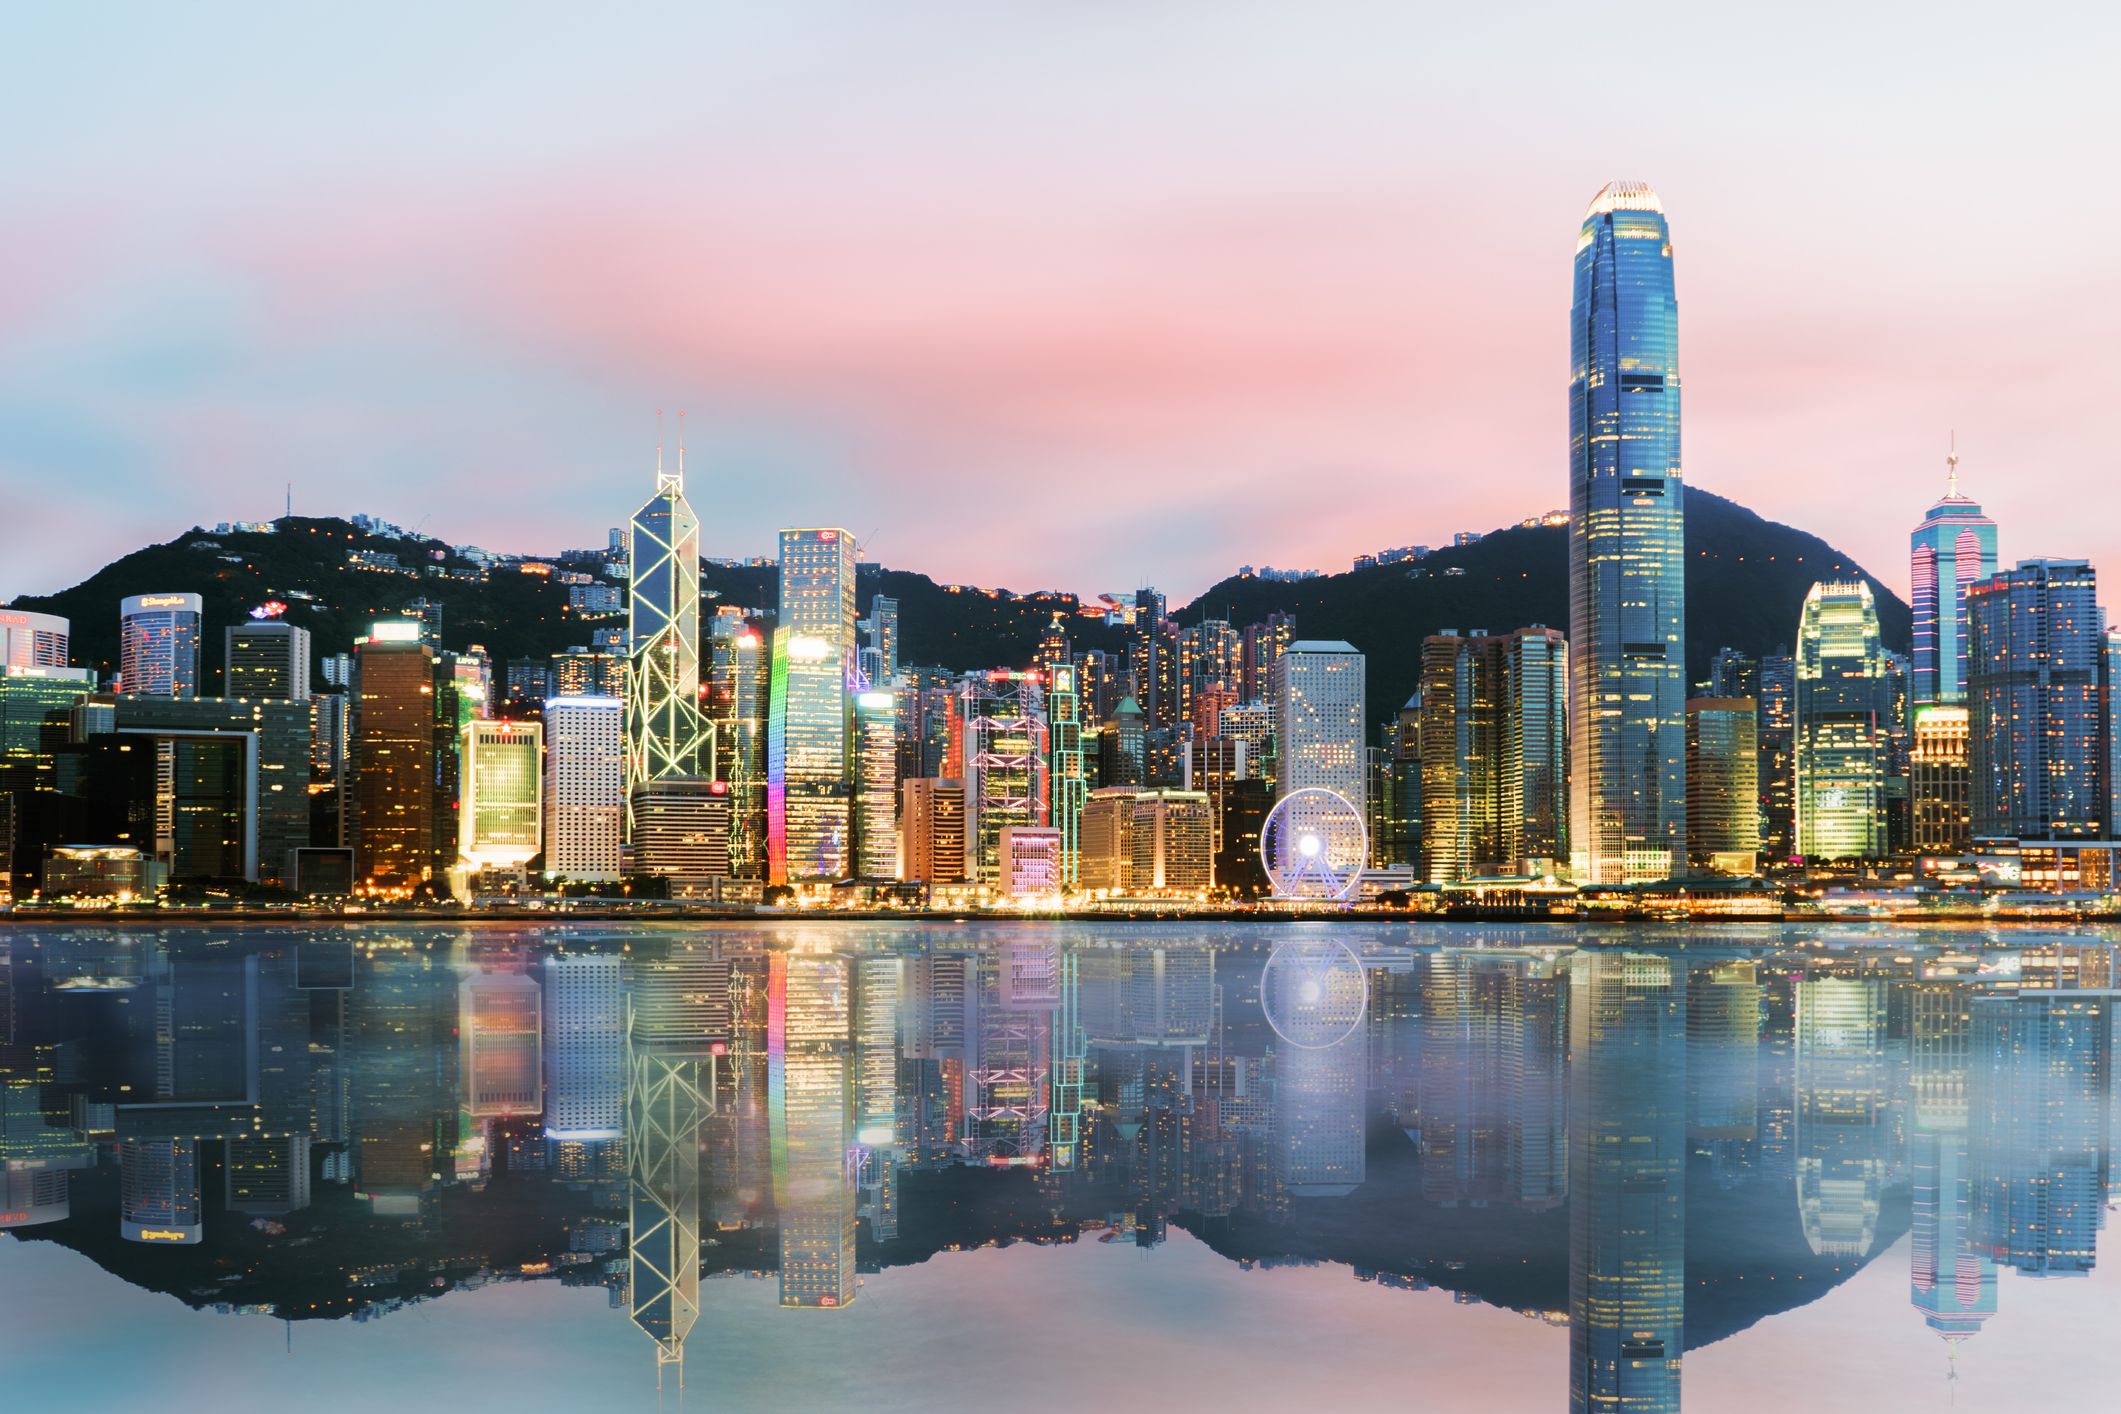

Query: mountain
[8,490,1904,721]
[1177,488,1910,718]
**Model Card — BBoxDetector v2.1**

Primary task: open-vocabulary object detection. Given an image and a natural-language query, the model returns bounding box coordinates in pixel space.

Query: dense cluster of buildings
[5,181,2121,911]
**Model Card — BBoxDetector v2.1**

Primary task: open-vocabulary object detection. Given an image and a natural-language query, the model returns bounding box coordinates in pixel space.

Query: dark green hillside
[10,490,1901,724]
[1178,489,1909,720]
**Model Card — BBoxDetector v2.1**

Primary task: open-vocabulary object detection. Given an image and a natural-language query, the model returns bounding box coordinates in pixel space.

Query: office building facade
[1966,559,2105,839]
[458,719,542,868]
[120,593,203,698]
[1909,454,1998,705]
[1685,698,1759,871]
[1795,582,1888,860]
[1568,183,1685,885]
[544,696,624,882]
[225,619,311,701]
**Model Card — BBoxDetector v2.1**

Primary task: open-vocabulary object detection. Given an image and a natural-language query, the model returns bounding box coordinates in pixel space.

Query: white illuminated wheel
[1261,939,1369,1049]
[1261,788,1367,900]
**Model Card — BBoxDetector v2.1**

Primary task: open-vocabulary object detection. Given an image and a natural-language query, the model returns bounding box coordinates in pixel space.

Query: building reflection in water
[1567,951,1685,1414]
[1907,973,1992,1386]
[624,940,719,1383]
[1793,973,1888,1258]
[5,926,2121,1410]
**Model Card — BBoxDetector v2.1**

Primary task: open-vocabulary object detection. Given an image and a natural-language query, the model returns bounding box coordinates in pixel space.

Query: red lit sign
[249,600,288,620]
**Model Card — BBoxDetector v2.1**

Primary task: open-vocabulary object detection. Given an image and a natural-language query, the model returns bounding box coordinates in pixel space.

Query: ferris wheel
[1260,787,1368,900]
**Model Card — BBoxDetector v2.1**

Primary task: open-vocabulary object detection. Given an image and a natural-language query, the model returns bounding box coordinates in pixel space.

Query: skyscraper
[1274,640,1365,802]
[543,696,624,882]
[706,610,768,878]
[769,628,852,882]
[1047,661,1087,887]
[1910,705,1972,853]
[625,443,707,813]
[351,621,436,893]
[120,593,203,698]
[224,619,311,701]
[1685,698,1759,871]
[458,719,542,869]
[1966,559,2106,839]
[1568,182,1685,885]
[1417,628,1567,882]
[1794,582,1888,860]
[1757,653,1797,862]
[768,529,859,884]
[899,777,967,885]
[960,671,1048,882]
[853,690,898,878]
[1909,445,1999,706]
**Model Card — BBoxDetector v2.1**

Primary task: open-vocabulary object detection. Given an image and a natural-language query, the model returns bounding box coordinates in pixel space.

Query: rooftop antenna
[1946,430,1961,497]
[284,482,291,520]
[676,409,686,486]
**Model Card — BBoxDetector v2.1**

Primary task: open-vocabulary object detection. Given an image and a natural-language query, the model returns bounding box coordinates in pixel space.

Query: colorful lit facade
[768,529,859,884]
[1567,182,1685,886]
[769,628,851,882]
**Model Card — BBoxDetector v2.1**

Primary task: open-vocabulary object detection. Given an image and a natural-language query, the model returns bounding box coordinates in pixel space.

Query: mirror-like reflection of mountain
[4,922,2119,1411]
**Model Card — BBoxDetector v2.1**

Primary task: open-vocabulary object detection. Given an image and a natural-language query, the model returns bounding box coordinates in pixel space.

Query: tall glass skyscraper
[1568,182,1685,884]
[625,449,707,816]
[1908,447,1998,705]
[1794,581,1888,860]
[769,529,859,884]
[1966,559,2106,839]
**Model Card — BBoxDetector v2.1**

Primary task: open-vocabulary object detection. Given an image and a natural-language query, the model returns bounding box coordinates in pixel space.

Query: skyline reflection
[3,922,2119,1409]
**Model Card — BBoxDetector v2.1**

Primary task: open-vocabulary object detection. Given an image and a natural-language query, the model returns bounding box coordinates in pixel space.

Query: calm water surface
[3,920,2118,1412]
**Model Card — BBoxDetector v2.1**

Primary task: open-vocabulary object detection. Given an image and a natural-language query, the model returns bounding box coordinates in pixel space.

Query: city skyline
[6,7,2120,605]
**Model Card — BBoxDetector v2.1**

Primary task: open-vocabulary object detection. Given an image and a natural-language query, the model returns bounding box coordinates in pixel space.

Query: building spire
[1945,430,1960,498]
[655,408,679,493]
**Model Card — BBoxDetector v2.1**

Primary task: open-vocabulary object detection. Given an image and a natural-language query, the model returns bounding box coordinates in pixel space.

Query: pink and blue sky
[3,3,2117,603]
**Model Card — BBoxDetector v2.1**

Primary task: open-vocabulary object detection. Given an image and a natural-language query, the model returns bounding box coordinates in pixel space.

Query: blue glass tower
[1965,559,2105,838]
[1569,182,1685,884]
[1908,444,1998,706]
